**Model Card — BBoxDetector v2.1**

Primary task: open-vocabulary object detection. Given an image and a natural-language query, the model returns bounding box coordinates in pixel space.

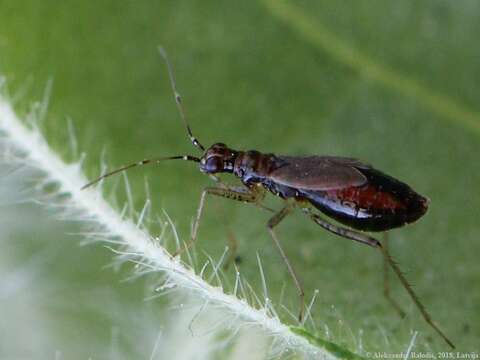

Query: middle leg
[266,204,305,322]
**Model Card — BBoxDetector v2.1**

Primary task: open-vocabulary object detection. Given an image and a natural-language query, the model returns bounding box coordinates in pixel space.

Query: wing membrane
[269,156,368,191]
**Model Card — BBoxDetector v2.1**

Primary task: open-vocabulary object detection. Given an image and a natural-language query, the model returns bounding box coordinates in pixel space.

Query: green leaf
[1,0,479,355]
[291,326,367,360]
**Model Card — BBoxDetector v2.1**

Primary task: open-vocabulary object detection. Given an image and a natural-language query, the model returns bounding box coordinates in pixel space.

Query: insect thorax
[234,151,279,185]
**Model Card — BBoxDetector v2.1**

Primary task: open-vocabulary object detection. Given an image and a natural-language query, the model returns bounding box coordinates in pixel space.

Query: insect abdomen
[301,167,429,232]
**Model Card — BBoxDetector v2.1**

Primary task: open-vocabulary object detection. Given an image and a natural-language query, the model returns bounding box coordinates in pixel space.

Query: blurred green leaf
[1,0,479,354]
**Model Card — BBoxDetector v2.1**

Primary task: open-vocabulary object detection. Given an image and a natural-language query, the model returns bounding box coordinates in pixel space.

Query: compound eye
[204,157,222,173]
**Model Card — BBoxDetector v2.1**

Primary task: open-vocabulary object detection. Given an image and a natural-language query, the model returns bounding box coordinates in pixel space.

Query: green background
[1,0,479,357]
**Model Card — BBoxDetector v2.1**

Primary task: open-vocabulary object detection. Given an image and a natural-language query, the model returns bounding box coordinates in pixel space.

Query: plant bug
[82,48,454,349]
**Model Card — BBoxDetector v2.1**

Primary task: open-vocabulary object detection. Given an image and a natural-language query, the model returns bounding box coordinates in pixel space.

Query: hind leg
[383,232,406,318]
[302,208,454,348]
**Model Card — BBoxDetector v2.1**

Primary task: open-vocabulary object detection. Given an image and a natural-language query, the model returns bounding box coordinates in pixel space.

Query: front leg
[173,185,265,256]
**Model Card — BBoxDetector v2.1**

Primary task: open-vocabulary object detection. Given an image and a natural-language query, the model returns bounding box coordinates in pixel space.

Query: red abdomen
[300,167,429,232]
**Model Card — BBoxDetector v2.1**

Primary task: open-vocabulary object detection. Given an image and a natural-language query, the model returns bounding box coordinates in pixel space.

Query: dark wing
[269,156,369,191]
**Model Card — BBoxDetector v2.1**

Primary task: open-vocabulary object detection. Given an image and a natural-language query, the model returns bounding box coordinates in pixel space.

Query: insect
[82,48,454,349]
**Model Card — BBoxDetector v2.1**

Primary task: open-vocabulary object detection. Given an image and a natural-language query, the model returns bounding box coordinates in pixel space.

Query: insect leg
[304,209,455,349]
[173,186,264,257]
[267,205,305,322]
[383,232,406,318]
[305,209,381,247]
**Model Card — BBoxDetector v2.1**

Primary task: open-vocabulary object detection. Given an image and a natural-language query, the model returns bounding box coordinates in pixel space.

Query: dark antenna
[81,155,200,190]
[158,47,205,152]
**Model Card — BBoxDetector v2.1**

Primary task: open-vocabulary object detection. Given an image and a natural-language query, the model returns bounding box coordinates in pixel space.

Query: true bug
[82,48,454,349]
